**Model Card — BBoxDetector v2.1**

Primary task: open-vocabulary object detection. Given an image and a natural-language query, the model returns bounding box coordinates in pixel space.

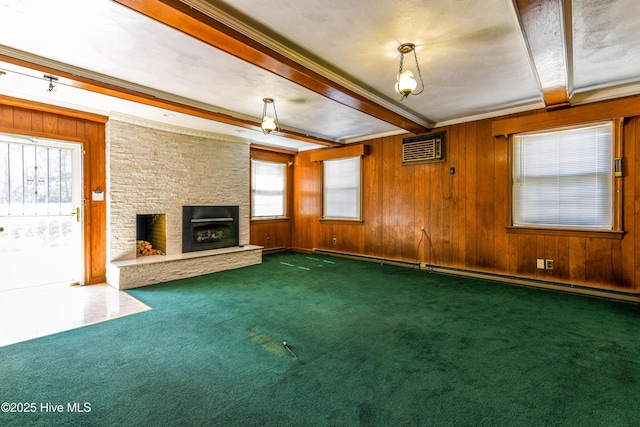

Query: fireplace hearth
[182,206,239,252]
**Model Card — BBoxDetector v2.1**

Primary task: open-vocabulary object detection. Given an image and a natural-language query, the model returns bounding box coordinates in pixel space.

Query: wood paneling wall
[249,147,294,250]
[292,96,640,294]
[0,98,107,284]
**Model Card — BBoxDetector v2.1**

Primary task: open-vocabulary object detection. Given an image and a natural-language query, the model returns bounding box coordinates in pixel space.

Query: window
[251,159,286,218]
[323,156,361,220]
[512,122,613,230]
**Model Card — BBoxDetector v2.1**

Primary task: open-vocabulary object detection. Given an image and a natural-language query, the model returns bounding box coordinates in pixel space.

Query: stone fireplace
[105,118,261,290]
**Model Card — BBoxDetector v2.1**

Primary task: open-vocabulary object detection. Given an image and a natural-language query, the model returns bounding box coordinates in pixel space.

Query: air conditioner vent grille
[402,132,444,163]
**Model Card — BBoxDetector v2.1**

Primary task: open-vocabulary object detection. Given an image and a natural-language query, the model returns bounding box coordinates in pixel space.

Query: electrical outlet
[545,259,554,270]
[536,259,545,269]
[332,237,337,245]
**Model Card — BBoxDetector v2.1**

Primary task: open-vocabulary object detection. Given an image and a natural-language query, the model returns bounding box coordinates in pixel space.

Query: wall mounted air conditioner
[402,132,444,164]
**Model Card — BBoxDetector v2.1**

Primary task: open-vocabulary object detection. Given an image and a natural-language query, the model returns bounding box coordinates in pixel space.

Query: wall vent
[402,132,444,164]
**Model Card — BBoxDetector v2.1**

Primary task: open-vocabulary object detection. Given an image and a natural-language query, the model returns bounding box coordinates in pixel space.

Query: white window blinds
[323,156,361,219]
[251,159,285,218]
[512,122,613,229]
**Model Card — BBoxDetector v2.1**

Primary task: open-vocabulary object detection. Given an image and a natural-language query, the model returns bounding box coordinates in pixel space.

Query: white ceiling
[1,0,640,151]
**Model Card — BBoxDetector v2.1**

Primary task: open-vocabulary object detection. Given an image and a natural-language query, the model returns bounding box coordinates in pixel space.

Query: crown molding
[571,81,640,106]
[435,100,546,128]
[343,129,409,144]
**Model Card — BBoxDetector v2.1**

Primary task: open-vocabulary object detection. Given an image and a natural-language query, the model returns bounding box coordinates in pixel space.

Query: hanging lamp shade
[395,70,417,97]
[261,98,280,134]
[261,115,277,133]
[395,43,424,100]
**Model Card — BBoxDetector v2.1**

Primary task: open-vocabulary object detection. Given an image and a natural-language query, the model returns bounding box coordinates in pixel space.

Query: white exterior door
[0,133,83,290]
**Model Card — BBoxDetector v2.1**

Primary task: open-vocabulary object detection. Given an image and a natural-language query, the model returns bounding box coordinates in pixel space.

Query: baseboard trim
[310,248,640,303]
[312,248,419,269]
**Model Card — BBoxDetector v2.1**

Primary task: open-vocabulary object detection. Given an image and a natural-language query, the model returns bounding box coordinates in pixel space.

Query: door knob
[0,226,4,232]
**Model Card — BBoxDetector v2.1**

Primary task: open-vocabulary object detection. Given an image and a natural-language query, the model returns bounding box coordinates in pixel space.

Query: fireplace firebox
[182,206,239,253]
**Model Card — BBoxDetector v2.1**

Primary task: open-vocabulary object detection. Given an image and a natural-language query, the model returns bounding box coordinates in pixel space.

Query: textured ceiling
[1,0,640,151]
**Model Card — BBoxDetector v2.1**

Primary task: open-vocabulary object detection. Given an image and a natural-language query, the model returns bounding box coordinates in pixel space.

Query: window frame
[506,119,624,239]
[320,155,363,223]
[250,158,288,220]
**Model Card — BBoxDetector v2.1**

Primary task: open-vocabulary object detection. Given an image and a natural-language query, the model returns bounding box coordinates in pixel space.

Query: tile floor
[0,283,151,347]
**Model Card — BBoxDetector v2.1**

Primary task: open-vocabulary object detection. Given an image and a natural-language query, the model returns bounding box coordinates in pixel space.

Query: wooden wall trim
[0,94,108,123]
[309,143,368,162]
[0,127,85,142]
[614,118,624,231]
[505,226,624,240]
[250,143,298,155]
[492,95,640,136]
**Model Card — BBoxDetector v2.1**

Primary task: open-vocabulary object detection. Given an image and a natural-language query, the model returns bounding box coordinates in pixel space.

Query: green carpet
[1,252,639,426]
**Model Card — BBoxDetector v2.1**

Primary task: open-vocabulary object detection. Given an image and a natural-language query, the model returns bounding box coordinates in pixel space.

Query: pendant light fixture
[395,43,424,101]
[261,98,280,134]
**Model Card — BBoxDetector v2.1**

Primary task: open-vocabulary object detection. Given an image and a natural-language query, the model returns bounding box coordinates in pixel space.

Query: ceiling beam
[112,0,430,134]
[0,53,341,147]
[512,0,573,110]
